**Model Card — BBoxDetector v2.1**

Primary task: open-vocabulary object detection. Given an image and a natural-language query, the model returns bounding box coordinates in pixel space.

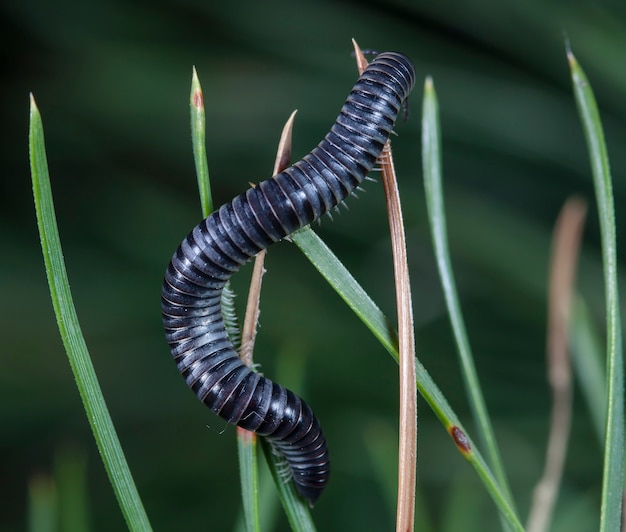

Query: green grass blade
[189,69,240,342]
[421,77,516,513]
[191,67,213,217]
[189,70,258,527]
[29,95,152,532]
[237,429,261,532]
[189,71,314,527]
[234,459,280,532]
[568,49,624,532]
[291,227,523,531]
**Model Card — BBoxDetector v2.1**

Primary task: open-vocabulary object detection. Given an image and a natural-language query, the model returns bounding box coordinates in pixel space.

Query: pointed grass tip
[563,34,576,66]
[191,66,204,110]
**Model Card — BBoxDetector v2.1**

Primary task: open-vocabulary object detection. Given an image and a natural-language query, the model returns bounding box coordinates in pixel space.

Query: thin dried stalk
[239,111,297,366]
[353,39,417,532]
[527,197,587,532]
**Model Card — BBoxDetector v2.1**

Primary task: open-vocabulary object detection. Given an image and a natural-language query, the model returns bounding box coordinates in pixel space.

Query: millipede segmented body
[161,52,415,505]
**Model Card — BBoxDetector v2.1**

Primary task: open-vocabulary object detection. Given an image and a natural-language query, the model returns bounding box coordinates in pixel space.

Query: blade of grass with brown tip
[190,66,213,217]
[190,68,242,349]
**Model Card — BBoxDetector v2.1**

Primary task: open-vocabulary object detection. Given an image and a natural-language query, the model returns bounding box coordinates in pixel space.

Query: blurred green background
[3,0,625,530]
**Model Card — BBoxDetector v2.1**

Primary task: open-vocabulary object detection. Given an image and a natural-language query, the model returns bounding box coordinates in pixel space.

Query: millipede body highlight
[161,52,415,505]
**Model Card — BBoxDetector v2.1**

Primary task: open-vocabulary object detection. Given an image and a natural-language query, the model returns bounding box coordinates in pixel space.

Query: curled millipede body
[161,52,415,505]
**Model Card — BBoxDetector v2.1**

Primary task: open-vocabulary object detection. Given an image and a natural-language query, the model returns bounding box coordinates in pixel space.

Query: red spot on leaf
[449,425,471,454]
[192,90,204,109]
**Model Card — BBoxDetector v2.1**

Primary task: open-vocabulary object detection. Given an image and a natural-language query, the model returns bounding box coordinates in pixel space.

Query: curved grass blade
[421,76,516,518]
[29,95,152,531]
[568,48,624,532]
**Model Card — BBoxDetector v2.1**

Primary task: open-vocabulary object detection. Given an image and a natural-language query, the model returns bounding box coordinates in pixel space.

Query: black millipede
[161,51,415,505]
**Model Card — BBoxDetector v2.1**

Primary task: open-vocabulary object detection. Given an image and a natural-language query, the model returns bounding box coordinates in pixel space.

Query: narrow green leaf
[29,95,152,532]
[191,67,213,217]
[190,71,254,525]
[237,429,261,532]
[234,459,280,532]
[568,49,624,532]
[421,77,516,514]
[189,70,240,343]
[291,227,524,531]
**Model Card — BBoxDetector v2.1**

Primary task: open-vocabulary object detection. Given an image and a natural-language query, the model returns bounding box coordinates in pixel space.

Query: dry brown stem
[527,197,587,532]
[352,38,417,532]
